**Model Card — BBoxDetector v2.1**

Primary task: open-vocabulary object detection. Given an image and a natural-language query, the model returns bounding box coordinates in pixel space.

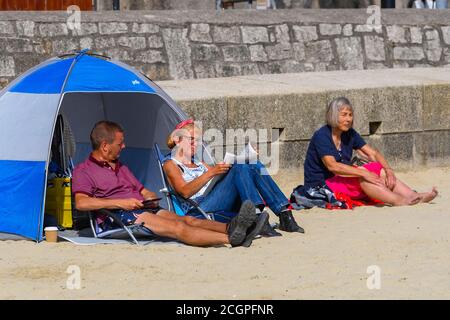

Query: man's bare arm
[140,188,159,200]
[74,193,144,212]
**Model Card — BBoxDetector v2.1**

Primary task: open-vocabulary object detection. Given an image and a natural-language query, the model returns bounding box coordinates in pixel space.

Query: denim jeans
[436,0,448,8]
[188,161,289,216]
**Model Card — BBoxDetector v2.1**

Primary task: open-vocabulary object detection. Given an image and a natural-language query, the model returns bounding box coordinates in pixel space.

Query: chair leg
[123,225,140,245]
[89,212,98,238]
[99,209,141,245]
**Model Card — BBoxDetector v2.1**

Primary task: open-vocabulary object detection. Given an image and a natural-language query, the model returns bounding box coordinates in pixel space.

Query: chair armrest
[170,190,212,220]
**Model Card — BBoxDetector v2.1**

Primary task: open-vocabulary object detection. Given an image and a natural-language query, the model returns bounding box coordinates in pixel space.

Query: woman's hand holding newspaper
[209,163,231,177]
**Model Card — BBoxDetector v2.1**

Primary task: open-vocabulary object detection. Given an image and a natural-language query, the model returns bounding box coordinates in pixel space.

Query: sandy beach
[0,166,449,300]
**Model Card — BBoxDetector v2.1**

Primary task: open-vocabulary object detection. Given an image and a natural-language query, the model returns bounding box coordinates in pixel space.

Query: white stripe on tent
[0,92,60,161]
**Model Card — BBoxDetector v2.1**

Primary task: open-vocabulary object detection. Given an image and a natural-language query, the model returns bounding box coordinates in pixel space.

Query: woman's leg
[245,161,290,214]
[359,178,421,206]
[194,168,241,213]
[379,169,438,203]
[354,165,419,206]
[198,165,264,213]
[244,162,303,233]
[360,181,419,206]
[418,187,438,203]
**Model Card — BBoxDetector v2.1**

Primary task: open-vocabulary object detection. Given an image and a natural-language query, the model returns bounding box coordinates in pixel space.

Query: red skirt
[325,162,383,200]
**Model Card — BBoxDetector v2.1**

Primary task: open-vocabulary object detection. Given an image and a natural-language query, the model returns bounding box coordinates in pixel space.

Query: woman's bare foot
[419,187,438,203]
[407,195,421,206]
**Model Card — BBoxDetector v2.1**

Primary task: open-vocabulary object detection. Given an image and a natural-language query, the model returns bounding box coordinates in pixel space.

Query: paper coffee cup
[44,226,58,243]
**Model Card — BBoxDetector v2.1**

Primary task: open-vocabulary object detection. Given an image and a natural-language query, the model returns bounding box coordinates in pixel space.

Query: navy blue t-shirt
[304,125,366,188]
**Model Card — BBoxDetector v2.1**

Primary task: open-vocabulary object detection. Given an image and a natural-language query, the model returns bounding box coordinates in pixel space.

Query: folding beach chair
[154,143,236,223]
[87,209,156,246]
[71,179,156,245]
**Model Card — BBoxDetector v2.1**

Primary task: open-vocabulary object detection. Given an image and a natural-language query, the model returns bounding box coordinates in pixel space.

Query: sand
[0,166,449,300]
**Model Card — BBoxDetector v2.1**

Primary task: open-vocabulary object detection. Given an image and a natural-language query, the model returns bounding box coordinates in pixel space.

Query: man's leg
[157,210,227,234]
[135,212,228,246]
[137,201,259,247]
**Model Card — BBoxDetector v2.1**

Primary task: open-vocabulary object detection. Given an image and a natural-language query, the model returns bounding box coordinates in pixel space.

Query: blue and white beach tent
[0,51,194,241]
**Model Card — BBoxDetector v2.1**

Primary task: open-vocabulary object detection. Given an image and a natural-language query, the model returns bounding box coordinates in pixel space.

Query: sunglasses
[181,135,202,143]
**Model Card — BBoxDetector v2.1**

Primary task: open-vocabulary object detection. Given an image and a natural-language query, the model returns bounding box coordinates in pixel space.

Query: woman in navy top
[303,97,438,206]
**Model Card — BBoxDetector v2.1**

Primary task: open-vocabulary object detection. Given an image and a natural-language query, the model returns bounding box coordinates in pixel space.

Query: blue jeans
[188,161,289,216]
[436,0,448,8]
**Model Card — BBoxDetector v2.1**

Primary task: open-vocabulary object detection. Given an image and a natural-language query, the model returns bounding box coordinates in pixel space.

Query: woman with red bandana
[163,119,305,234]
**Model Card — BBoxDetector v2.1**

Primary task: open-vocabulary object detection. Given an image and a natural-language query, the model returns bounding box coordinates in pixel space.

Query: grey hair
[326,97,354,128]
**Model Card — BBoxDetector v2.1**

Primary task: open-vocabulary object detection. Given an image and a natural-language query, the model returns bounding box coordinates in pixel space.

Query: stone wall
[1,9,450,88]
[124,0,214,10]
[160,68,450,170]
[97,0,374,10]
[96,0,213,10]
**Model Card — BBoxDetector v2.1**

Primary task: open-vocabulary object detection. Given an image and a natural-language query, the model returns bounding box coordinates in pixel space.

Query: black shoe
[227,200,257,247]
[259,216,282,237]
[279,210,304,233]
[241,211,269,247]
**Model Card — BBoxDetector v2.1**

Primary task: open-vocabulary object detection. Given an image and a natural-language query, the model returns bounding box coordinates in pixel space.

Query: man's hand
[143,191,159,201]
[142,199,160,209]
[116,198,144,211]
[384,168,397,190]
[141,188,160,204]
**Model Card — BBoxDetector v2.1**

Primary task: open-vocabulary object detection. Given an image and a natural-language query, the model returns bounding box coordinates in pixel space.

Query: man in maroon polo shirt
[73,121,267,247]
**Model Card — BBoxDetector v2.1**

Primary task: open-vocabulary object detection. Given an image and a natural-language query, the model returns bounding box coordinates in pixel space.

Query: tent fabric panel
[101,92,182,149]
[9,58,74,94]
[142,146,171,210]
[113,60,188,118]
[59,93,106,144]
[60,91,183,155]
[72,142,92,166]
[0,160,46,241]
[0,93,61,161]
[63,55,155,93]
[59,92,184,210]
